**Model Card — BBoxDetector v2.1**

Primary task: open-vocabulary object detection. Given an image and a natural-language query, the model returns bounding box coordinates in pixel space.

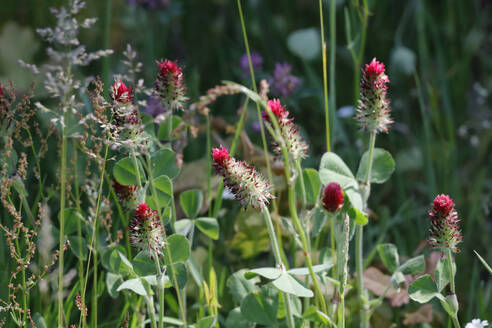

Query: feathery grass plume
[263,99,308,161]
[129,203,166,257]
[356,58,393,133]
[322,182,344,213]
[428,194,463,253]
[212,145,273,209]
[155,59,188,111]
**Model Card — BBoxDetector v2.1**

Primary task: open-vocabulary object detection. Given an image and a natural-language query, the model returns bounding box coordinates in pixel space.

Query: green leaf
[133,251,158,276]
[391,271,406,291]
[225,307,250,328]
[319,247,335,267]
[319,152,363,210]
[398,255,425,275]
[287,27,320,61]
[245,267,282,280]
[113,157,145,186]
[240,287,278,326]
[64,208,84,236]
[180,189,203,219]
[106,272,122,299]
[319,152,356,186]
[146,175,173,209]
[109,249,133,275]
[311,206,327,238]
[228,270,260,304]
[408,274,443,303]
[296,168,321,205]
[166,234,191,263]
[30,313,47,328]
[474,250,492,276]
[175,218,193,236]
[377,243,399,272]
[302,306,336,326]
[166,262,187,289]
[196,316,217,328]
[288,263,333,276]
[68,236,88,260]
[158,115,182,140]
[272,272,314,298]
[195,217,219,240]
[348,207,368,226]
[435,257,453,292]
[117,278,149,296]
[150,148,180,179]
[356,148,395,184]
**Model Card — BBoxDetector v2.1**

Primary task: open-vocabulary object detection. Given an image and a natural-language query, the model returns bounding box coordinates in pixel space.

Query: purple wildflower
[239,52,263,76]
[268,62,300,97]
[145,96,166,117]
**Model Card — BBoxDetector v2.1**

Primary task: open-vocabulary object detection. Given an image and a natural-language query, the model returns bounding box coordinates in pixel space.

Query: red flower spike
[356,57,393,133]
[211,146,273,209]
[212,145,230,168]
[262,98,308,161]
[364,58,386,77]
[428,194,462,253]
[110,80,133,103]
[129,203,166,257]
[154,59,188,111]
[322,183,344,213]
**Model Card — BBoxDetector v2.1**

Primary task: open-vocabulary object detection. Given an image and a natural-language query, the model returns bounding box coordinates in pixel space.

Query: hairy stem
[261,204,295,328]
[357,131,376,328]
[144,152,187,327]
[319,0,331,152]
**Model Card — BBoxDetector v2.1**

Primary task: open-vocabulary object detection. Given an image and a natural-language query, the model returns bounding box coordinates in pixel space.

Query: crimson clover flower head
[322,182,344,213]
[109,81,143,144]
[129,203,166,257]
[113,179,138,207]
[428,194,462,253]
[212,145,230,167]
[155,59,188,111]
[211,146,273,210]
[262,99,308,161]
[356,57,393,133]
[110,80,133,103]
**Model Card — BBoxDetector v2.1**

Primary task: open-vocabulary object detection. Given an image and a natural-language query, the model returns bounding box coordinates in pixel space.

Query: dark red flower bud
[322,183,344,213]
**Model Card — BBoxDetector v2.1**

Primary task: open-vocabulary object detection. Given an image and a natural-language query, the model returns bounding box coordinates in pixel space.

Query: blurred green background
[1,0,491,324]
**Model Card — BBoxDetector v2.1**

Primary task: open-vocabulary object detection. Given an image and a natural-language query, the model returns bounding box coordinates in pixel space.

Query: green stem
[353,0,369,108]
[79,142,110,328]
[144,152,187,327]
[295,159,307,210]
[58,111,67,328]
[329,0,337,135]
[261,204,295,328]
[357,131,376,328]
[447,249,461,328]
[319,0,331,152]
[337,214,349,328]
[153,253,165,328]
[236,0,276,195]
[147,296,158,328]
[283,154,328,315]
[92,237,98,328]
